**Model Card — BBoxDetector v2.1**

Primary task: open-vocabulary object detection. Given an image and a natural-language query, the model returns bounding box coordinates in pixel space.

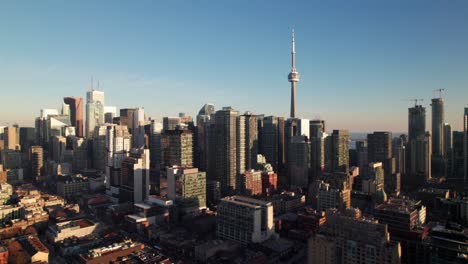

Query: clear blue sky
[1,0,467,132]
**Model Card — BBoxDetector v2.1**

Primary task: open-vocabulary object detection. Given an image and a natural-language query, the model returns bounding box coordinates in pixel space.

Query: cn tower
[288,30,300,118]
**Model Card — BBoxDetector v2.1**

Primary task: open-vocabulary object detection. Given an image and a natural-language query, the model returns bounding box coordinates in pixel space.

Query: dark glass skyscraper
[214,107,239,196]
[431,98,445,158]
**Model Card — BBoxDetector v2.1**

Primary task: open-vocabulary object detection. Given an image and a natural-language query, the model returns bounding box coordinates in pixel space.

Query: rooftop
[375,198,421,214]
[222,195,271,208]
[53,218,94,232]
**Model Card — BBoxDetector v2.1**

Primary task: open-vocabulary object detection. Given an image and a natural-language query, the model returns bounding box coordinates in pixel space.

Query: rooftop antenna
[409,98,424,107]
[91,76,94,91]
[433,88,445,99]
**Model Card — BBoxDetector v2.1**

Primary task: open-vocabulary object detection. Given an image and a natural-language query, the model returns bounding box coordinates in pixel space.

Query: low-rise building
[56,174,89,198]
[78,239,144,264]
[0,205,24,225]
[47,218,100,243]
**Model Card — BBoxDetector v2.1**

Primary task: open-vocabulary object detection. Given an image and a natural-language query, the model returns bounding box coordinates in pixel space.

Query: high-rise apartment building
[35,109,59,147]
[149,120,163,192]
[443,123,452,158]
[288,135,310,188]
[356,140,368,172]
[451,131,465,181]
[85,89,105,138]
[161,129,193,168]
[92,125,107,171]
[215,107,239,196]
[167,166,206,209]
[63,97,84,137]
[132,107,146,149]
[407,105,431,188]
[217,196,274,244]
[409,132,432,186]
[408,105,426,141]
[120,148,150,203]
[260,116,285,174]
[196,104,215,172]
[310,120,326,180]
[464,108,468,184]
[367,132,392,163]
[285,118,309,168]
[308,208,401,264]
[238,112,258,172]
[19,127,35,154]
[105,125,132,203]
[29,146,43,182]
[431,97,444,158]
[4,126,20,151]
[72,137,87,171]
[392,136,406,176]
[119,108,137,130]
[325,130,350,173]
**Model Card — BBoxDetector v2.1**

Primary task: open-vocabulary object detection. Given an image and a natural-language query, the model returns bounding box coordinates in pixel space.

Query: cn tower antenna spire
[288,29,300,118]
[292,29,296,70]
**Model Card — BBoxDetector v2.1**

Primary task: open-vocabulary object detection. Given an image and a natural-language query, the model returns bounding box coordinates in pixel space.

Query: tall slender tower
[431,96,444,158]
[288,30,300,118]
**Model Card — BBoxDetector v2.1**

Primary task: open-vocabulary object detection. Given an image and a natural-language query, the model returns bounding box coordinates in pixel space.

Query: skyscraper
[160,129,193,168]
[149,120,163,193]
[367,132,392,163]
[237,112,258,173]
[92,125,107,171]
[63,97,84,138]
[452,131,464,181]
[132,107,146,149]
[443,123,452,158]
[196,103,215,172]
[105,125,132,203]
[4,126,20,151]
[85,89,105,138]
[464,108,468,183]
[325,130,350,173]
[288,30,300,118]
[260,116,285,173]
[408,105,426,141]
[407,105,431,188]
[215,107,238,196]
[289,135,310,188]
[431,97,444,158]
[310,120,327,181]
[19,127,35,154]
[409,132,432,186]
[120,148,150,203]
[167,166,206,209]
[29,146,43,182]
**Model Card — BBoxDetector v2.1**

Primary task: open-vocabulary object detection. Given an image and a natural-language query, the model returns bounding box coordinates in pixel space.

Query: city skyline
[1,1,468,132]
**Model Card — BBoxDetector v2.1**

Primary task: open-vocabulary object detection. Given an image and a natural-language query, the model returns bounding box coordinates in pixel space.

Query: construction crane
[409,99,424,106]
[433,88,446,99]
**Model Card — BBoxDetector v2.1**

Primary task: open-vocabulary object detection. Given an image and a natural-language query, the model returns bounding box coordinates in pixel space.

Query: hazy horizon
[1,0,468,132]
